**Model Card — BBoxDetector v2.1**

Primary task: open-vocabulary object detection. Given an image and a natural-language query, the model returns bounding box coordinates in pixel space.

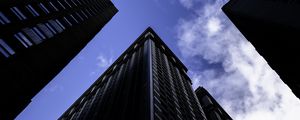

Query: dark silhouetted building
[195,87,232,120]
[222,0,300,98]
[0,0,117,119]
[59,27,231,120]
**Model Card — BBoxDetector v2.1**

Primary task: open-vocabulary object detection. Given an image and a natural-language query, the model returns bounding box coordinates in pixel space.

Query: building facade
[195,87,232,120]
[222,0,300,98]
[0,0,117,119]
[59,28,231,120]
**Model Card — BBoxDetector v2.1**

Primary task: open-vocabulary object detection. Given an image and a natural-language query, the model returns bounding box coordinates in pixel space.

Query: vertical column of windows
[0,11,11,24]
[25,5,40,17]
[164,54,184,120]
[22,27,43,44]
[57,0,67,10]
[13,32,33,48]
[38,3,50,14]
[49,2,59,12]
[48,19,64,33]
[0,39,15,58]
[37,23,54,38]
[10,7,27,20]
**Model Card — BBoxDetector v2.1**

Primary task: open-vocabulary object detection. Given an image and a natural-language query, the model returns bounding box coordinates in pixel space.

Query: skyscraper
[0,0,117,119]
[222,0,300,98]
[59,27,231,120]
[195,87,232,120]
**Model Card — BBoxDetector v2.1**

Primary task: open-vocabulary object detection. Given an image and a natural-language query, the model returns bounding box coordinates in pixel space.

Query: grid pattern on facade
[0,0,115,58]
[60,41,149,120]
[151,40,207,120]
[59,28,230,120]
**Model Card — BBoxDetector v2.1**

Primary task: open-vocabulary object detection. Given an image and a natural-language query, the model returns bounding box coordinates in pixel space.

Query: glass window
[49,2,59,12]
[0,46,9,58]
[26,5,40,17]
[33,27,46,40]
[45,22,57,34]
[10,7,27,20]
[63,0,72,8]
[22,28,43,44]
[38,3,50,14]
[57,0,66,9]
[75,0,82,5]
[80,10,88,19]
[0,11,11,24]
[37,23,54,38]
[0,39,15,57]
[55,19,65,30]
[84,9,92,17]
[14,32,33,48]
[48,19,63,33]
[69,14,78,24]
[70,0,78,7]
[75,12,83,21]
[62,17,72,27]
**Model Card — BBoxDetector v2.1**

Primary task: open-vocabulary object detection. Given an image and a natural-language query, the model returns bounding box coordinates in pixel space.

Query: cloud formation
[176,0,300,119]
[96,54,113,68]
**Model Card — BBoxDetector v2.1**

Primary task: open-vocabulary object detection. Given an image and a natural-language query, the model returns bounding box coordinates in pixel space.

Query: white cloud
[179,0,194,9]
[96,54,113,68]
[176,0,300,119]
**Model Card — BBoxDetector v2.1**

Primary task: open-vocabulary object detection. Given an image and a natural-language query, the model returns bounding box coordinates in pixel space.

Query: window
[14,32,33,48]
[10,7,27,20]
[75,0,82,5]
[45,22,57,34]
[62,17,72,27]
[0,39,15,57]
[37,23,54,38]
[75,12,84,21]
[55,19,65,30]
[69,14,78,24]
[80,10,88,19]
[48,19,63,33]
[38,3,50,14]
[63,0,72,8]
[26,5,40,17]
[0,11,11,24]
[22,28,43,44]
[49,2,59,12]
[57,0,66,9]
[0,46,9,58]
[33,27,46,40]
[70,0,78,7]
[84,9,92,17]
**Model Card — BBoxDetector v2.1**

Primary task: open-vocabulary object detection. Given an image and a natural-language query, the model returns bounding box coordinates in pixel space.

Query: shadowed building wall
[195,87,232,120]
[222,0,300,98]
[0,0,117,119]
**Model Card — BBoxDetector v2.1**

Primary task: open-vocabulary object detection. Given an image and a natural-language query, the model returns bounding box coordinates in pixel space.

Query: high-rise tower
[0,0,117,119]
[59,27,231,120]
[222,0,300,98]
[195,87,232,120]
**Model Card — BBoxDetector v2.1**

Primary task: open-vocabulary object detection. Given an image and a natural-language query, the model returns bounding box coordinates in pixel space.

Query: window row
[2,8,95,58]
[13,19,65,48]
[0,0,108,25]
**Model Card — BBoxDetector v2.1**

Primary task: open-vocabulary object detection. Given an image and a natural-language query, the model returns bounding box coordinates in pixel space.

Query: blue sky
[17,0,300,120]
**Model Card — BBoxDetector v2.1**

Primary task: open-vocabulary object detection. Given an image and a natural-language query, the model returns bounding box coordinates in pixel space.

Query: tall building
[59,27,231,120]
[222,0,300,98]
[195,87,232,120]
[0,0,117,119]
